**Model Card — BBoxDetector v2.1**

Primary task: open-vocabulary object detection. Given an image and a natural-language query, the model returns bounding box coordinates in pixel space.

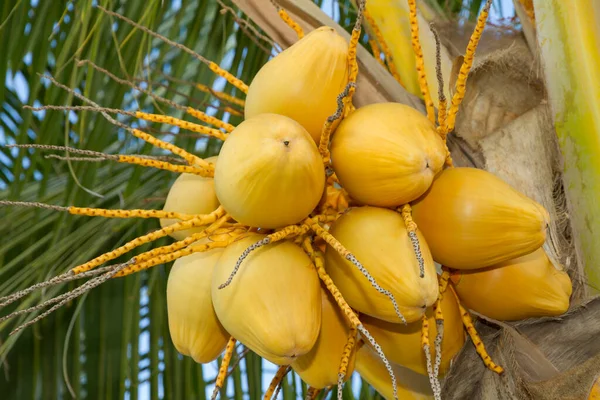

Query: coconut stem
[135,111,228,141]
[264,365,290,400]
[407,0,436,124]
[422,315,442,400]
[76,59,235,133]
[211,337,237,400]
[114,238,234,278]
[270,0,304,39]
[399,204,425,278]
[445,0,493,134]
[318,82,356,164]
[8,141,199,174]
[429,23,448,136]
[450,285,504,374]
[336,326,358,400]
[305,387,321,400]
[39,73,212,173]
[357,324,399,400]
[303,239,399,400]
[71,207,225,274]
[7,260,133,336]
[0,266,112,309]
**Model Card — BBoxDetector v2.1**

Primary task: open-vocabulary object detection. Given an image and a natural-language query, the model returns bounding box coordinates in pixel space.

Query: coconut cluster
[162,26,572,397]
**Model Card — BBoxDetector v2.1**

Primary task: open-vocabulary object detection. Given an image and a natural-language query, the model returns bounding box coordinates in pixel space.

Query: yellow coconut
[291,287,357,388]
[362,284,465,376]
[355,345,434,400]
[324,206,438,323]
[160,155,219,240]
[412,167,549,269]
[330,103,446,206]
[211,234,321,365]
[166,242,229,363]
[450,247,572,321]
[214,114,325,229]
[245,26,349,143]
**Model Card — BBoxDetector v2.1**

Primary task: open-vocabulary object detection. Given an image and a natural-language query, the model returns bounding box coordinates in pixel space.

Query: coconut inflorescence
[3,5,577,400]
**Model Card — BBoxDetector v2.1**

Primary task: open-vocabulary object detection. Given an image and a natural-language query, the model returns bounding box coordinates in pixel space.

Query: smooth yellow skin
[451,248,572,321]
[211,234,321,365]
[324,206,438,323]
[362,286,465,376]
[412,167,549,269]
[160,156,220,240]
[245,26,349,143]
[355,345,434,400]
[166,243,229,363]
[331,102,446,207]
[214,114,325,229]
[291,288,357,388]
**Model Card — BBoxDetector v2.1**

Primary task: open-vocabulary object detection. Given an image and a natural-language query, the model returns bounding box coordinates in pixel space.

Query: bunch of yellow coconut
[162,26,572,399]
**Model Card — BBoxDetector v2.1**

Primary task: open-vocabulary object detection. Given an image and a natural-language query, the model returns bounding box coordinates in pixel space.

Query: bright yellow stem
[533,0,600,293]
[407,0,435,124]
[130,129,213,173]
[445,0,492,134]
[135,111,228,140]
[117,155,208,176]
[196,83,246,107]
[208,62,249,94]
[185,107,234,132]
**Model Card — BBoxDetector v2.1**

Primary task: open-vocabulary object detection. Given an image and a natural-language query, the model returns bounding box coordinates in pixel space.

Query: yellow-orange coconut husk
[291,287,357,388]
[160,156,219,240]
[451,247,572,321]
[355,345,434,400]
[214,114,325,229]
[167,242,229,363]
[412,167,549,269]
[324,206,438,323]
[211,234,321,365]
[362,285,465,376]
[330,103,446,206]
[245,26,349,143]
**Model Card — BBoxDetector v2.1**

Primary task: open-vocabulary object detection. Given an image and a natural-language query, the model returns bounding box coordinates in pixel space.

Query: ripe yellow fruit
[355,345,434,400]
[166,243,229,363]
[362,285,465,376]
[245,26,349,143]
[330,103,446,207]
[214,114,325,229]
[160,156,219,240]
[211,234,321,365]
[324,206,438,323]
[291,288,357,388]
[412,167,549,269]
[451,248,572,321]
